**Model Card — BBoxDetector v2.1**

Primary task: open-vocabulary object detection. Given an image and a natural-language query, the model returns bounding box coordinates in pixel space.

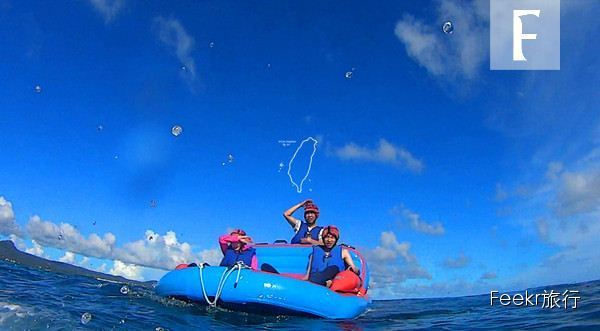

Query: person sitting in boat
[219,229,258,270]
[283,199,323,245]
[303,225,359,287]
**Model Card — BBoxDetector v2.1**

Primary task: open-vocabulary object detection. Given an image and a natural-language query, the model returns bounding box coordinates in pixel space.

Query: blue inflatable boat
[156,243,371,319]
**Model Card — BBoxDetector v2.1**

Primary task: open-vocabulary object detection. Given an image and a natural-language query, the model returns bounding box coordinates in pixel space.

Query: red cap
[230,229,246,236]
[304,202,320,217]
[322,225,339,240]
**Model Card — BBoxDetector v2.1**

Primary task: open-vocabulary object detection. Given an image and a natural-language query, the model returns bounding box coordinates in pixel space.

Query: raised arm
[218,234,238,254]
[283,199,312,228]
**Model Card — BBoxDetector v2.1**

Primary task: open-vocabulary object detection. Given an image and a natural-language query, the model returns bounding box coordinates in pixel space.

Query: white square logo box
[490,0,560,70]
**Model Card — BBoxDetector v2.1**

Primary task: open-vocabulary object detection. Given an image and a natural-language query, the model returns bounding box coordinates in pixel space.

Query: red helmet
[322,225,340,240]
[304,202,320,217]
[230,229,246,236]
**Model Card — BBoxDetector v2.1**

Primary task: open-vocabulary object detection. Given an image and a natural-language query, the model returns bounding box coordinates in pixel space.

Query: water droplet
[267,63,271,68]
[80,312,92,325]
[150,200,157,208]
[114,155,119,160]
[97,125,104,132]
[209,41,215,48]
[34,85,42,93]
[171,125,183,137]
[120,285,129,295]
[345,71,353,79]
[308,188,313,192]
[221,162,226,166]
[181,65,186,71]
[227,154,234,163]
[442,21,454,34]
[119,319,125,324]
[155,327,165,331]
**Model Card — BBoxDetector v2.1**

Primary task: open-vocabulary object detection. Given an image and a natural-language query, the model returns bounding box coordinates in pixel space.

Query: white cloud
[80,256,90,267]
[198,247,223,266]
[97,263,107,273]
[25,240,45,258]
[395,206,445,235]
[24,215,217,270]
[444,252,471,269]
[512,228,600,289]
[495,183,508,201]
[553,169,600,217]
[0,196,20,236]
[497,150,600,288]
[58,251,90,268]
[545,162,563,180]
[365,231,431,298]
[114,230,203,269]
[535,219,549,242]
[154,16,197,82]
[481,271,497,280]
[9,234,26,251]
[334,139,423,173]
[394,0,488,80]
[88,0,124,24]
[59,251,76,264]
[26,215,116,258]
[110,260,144,281]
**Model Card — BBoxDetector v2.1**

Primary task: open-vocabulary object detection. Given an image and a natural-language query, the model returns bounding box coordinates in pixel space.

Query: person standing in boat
[219,229,258,270]
[303,225,359,287]
[283,199,323,244]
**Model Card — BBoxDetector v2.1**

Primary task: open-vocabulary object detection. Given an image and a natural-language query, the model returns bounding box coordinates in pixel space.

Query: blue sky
[0,0,598,299]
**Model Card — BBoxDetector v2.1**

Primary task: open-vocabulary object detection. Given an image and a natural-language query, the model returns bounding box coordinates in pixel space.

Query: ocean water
[1,260,598,330]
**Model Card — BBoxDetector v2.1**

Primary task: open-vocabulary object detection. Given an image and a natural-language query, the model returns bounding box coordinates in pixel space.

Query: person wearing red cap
[218,229,258,270]
[283,199,323,245]
[302,225,359,287]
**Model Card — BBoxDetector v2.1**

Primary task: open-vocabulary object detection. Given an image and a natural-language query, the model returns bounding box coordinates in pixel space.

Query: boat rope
[197,261,249,307]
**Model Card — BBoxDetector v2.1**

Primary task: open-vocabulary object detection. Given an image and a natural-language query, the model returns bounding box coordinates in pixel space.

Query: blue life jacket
[291,222,322,244]
[310,245,345,273]
[220,247,255,267]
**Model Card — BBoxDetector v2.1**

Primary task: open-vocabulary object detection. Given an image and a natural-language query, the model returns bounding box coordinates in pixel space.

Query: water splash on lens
[171,125,183,137]
[442,21,454,34]
[80,312,92,325]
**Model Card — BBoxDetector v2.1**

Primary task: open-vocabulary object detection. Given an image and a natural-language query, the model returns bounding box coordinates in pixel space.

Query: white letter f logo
[513,9,540,61]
